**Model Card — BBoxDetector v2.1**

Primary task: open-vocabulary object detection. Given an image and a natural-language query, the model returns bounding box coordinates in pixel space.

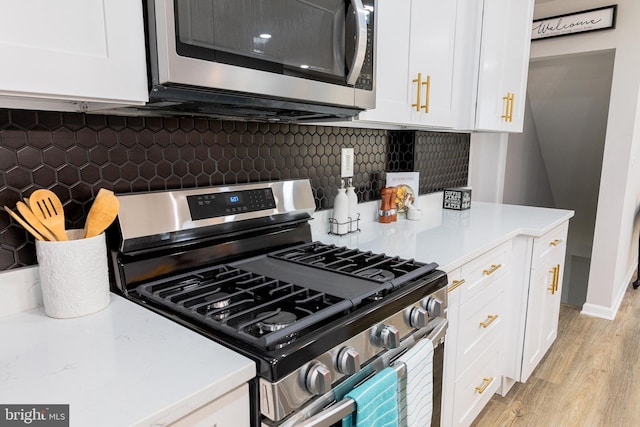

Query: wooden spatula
[83,188,120,238]
[29,189,68,241]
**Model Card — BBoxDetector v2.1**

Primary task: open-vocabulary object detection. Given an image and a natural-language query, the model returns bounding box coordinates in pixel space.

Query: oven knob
[336,347,361,375]
[305,362,332,395]
[409,307,429,328]
[372,324,400,349]
[423,297,443,318]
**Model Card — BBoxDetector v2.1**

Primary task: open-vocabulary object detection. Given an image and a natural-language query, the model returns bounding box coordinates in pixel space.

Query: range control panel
[187,188,276,220]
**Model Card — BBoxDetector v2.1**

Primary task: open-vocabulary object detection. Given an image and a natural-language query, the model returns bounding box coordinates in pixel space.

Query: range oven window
[174,0,374,89]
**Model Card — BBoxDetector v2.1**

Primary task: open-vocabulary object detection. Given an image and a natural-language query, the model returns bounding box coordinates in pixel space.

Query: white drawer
[532,222,569,267]
[458,240,511,304]
[455,276,506,376]
[451,337,502,427]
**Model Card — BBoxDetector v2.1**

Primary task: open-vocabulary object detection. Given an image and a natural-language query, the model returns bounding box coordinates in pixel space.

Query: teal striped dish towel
[396,338,434,427]
[342,367,399,427]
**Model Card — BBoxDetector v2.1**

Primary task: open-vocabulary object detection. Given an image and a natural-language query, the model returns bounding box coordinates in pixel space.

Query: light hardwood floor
[472,284,640,426]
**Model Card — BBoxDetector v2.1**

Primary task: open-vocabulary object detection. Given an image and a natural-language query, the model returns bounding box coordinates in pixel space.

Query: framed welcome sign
[532,5,617,40]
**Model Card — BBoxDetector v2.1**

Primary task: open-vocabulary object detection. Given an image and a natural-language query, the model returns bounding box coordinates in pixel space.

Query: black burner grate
[137,264,352,350]
[269,242,436,288]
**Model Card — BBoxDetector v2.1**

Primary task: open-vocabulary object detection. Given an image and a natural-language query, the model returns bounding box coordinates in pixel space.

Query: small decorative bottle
[346,178,358,232]
[332,183,349,235]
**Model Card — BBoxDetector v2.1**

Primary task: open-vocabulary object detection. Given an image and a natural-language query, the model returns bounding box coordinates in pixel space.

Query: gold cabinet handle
[479,314,498,328]
[448,278,465,293]
[421,75,431,113]
[475,377,493,394]
[548,265,558,294]
[501,92,515,122]
[412,73,422,112]
[482,264,502,276]
[554,263,560,292]
[501,93,510,121]
[550,239,563,247]
[509,93,515,121]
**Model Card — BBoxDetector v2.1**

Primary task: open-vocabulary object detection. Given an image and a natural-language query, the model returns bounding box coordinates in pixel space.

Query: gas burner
[203,292,232,310]
[357,268,395,281]
[211,309,231,321]
[366,291,386,301]
[257,311,298,333]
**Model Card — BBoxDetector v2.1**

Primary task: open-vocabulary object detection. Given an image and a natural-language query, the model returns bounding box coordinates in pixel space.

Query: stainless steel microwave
[144,0,376,121]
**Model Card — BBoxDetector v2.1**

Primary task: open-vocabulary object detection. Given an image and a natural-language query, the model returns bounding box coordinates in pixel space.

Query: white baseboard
[580,264,635,320]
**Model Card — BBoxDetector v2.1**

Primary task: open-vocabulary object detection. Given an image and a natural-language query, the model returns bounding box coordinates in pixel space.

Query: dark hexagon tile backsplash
[0,109,469,270]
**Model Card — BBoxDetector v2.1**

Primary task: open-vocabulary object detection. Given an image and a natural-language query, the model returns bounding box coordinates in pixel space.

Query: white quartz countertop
[0,295,256,427]
[314,201,574,272]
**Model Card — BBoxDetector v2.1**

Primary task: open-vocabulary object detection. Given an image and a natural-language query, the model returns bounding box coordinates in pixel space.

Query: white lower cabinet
[519,223,569,382]
[442,241,510,427]
[442,221,570,426]
[168,384,250,427]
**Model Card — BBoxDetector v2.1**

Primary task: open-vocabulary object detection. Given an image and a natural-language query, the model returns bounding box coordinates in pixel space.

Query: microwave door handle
[346,0,367,85]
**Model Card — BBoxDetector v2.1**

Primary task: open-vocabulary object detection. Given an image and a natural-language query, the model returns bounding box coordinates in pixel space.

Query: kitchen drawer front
[168,384,250,427]
[455,276,506,374]
[459,240,511,304]
[532,222,569,266]
[452,338,502,427]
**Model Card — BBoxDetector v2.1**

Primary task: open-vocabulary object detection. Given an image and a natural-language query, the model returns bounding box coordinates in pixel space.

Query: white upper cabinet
[357,0,412,125]
[335,0,534,133]
[406,0,458,127]
[357,0,467,129]
[474,0,535,132]
[0,0,148,112]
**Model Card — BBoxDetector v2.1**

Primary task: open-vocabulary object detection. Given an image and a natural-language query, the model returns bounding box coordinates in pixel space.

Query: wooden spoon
[83,188,120,238]
[3,205,45,241]
[16,201,57,241]
[29,189,68,241]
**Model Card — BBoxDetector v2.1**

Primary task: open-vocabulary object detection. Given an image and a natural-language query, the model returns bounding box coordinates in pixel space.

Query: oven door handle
[294,363,405,427]
[293,318,448,427]
[423,317,448,349]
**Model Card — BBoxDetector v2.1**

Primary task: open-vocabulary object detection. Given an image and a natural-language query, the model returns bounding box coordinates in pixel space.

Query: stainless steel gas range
[108,179,448,426]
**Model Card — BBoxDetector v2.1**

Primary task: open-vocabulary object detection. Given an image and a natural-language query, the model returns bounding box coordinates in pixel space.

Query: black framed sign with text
[532,5,617,40]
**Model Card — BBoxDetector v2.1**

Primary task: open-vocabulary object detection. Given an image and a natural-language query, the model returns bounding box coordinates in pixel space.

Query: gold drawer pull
[550,239,563,247]
[448,279,465,292]
[475,377,493,394]
[479,314,498,328]
[482,264,502,276]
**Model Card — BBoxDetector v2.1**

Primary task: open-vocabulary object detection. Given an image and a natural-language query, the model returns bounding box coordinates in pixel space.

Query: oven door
[149,0,375,109]
[275,318,447,427]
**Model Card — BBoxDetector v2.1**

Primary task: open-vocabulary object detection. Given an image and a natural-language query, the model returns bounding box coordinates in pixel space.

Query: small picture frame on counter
[443,187,472,210]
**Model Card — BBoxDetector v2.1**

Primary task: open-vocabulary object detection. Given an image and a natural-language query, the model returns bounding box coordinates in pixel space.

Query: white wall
[529,0,640,319]
[503,95,554,208]
[525,50,614,306]
[468,132,508,203]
